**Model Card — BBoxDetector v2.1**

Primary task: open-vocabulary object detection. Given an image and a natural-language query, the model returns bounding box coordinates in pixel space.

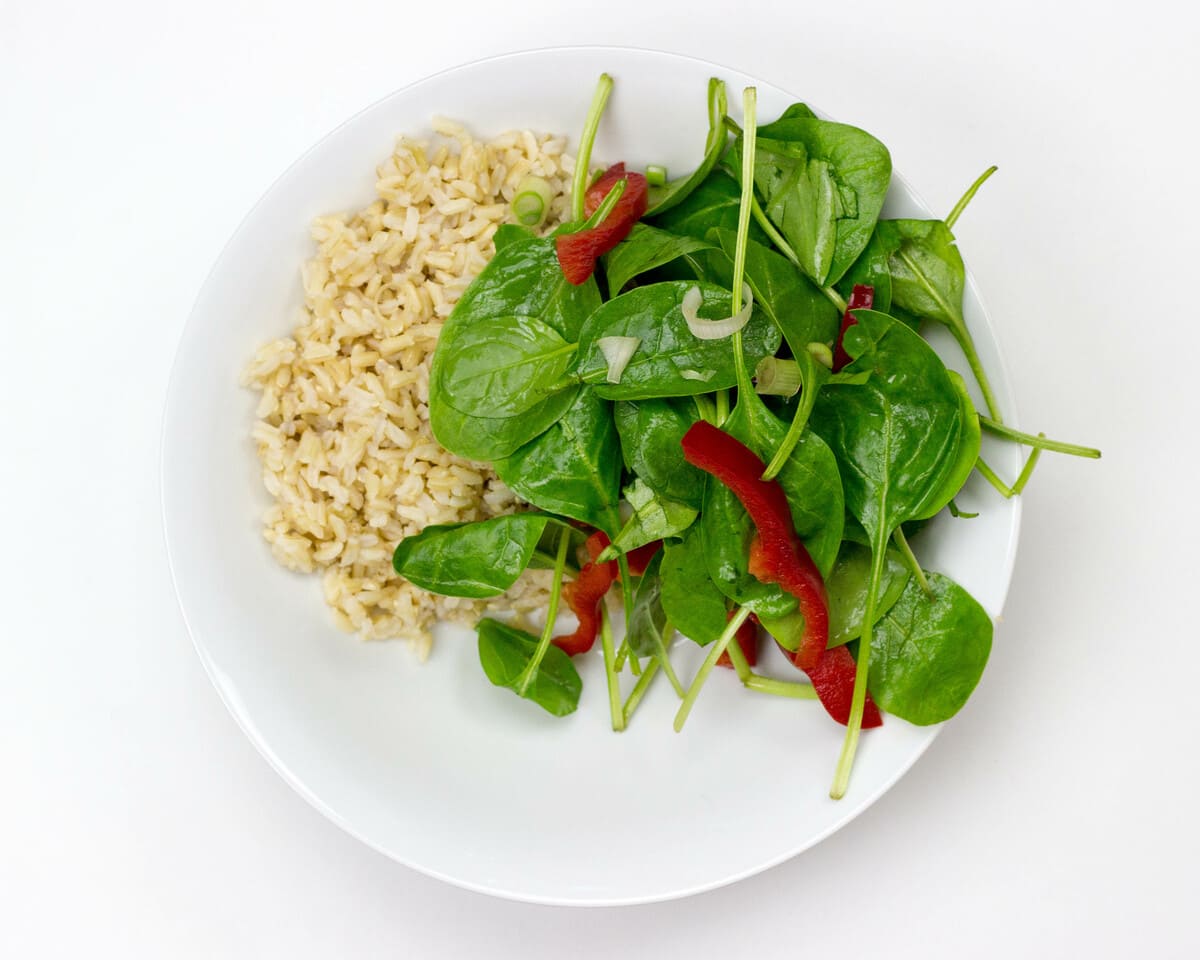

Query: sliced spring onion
[807,341,834,369]
[680,283,753,341]
[645,163,667,186]
[596,336,641,384]
[680,369,715,382]
[754,357,802,397]
[512,175,553,227]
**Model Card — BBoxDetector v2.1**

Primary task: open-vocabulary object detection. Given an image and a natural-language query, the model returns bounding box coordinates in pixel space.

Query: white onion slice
[680,369,715,382]
[597,336,641,384]
[681,284,753,340]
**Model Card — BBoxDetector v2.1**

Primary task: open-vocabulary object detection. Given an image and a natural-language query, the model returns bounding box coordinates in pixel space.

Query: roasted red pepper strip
[555,162,648,285]
[552,533,662,656]
[717,612,759,669]
[802,644,883,728]
[831,284,875,372]
[681,421,829,671]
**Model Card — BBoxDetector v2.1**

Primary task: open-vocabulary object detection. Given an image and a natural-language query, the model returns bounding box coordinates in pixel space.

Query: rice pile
[243,120,575,658]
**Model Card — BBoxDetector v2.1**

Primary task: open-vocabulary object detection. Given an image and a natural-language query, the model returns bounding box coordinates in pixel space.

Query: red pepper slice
[831,284,875,372]
[803,644,883,728]
[681,421,829,671]
[552,533,662,656]
[717,611,759,669]
[555,162,648,285]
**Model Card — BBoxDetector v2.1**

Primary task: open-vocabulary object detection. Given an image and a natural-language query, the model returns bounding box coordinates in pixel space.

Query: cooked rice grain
[244,124,574,657]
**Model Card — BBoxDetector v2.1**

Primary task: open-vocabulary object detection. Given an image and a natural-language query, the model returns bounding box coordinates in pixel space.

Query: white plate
[162,46,1021,905]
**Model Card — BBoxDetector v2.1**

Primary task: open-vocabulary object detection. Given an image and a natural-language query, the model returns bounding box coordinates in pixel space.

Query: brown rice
[243,119,576,658]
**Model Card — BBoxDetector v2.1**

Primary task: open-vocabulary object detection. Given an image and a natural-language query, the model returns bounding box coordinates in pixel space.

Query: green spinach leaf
[604,478,698,558]
[646,78,730,216]
[826,542,910,647]
[392,513,558,597]
[660,528,729,646]
[626,551,670,659]
[574,281,781,399]
[868,573,992,725]
[603,224,714,296]
[493,387,622,535]
[613,398,704,509]
[476,618,582,717]
[647,170,767,242]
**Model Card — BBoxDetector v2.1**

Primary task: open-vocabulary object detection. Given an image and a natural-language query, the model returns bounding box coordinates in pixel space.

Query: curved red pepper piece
[681,421,829,671]
[831,284,875,372]
[555,162,648,285]
[718,612,759,669]
[801,644,883,728]
[552,533,663,656]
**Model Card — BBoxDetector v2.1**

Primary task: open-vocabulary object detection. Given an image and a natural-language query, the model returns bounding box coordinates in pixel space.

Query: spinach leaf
[392,513,557,597]
[868,573,993,725]
[812,309,963,543]
[604,478,698,557]
[574,281,781,399]
[646,78,730,216]
[826,542,910,647]
[734,115,891,287]
[476,618,582,717]
[493,223,534,251]
[627,551,669,658]
[603,224,714,296]
[436,313,578,418]
[430,236,600,460]
[836,227,894,315]
[647,170,767,242]
[912,370,982,522]
[660,528,729,645]
[613,397,704,509]
[493,387,622,535]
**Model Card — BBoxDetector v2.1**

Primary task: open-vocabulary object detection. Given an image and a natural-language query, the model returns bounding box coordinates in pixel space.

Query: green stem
[693,393,718,425]
[747,197,847,312]
[674,607,752,732]
[724,632,753,682]
[622,658,661,725]
[948,499,978,519]
[892,526,931,597]
[617,550,635,641]
[655,620,686,698]
[949,323,1004,423]
[945,165,998,231]
[571,74,613,222]
[975,444,1044,499]
[515,527,572,695]
[830,534,888,799]
[575,177,626,232]
[600,605,625,732]
[761,368,819,480]
[745,675,819,699]
[715,389,730,424]
[730,86,757,396]
[978,417,1101,459]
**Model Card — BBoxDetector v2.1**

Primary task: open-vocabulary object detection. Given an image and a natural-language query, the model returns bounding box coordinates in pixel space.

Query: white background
[3,0,1196,956]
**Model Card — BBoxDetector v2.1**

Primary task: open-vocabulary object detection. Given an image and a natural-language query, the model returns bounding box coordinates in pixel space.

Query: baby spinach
[647,170,762,241]
[392,513,560,597]
[574,281,781,399]
[868,573,992,725]
[602,478,698,559]
[626,552,668,658]
[736,111,891,287]
[826,542,910,647]
[613,398,704,509]
[603,224,714,296]
[476,618,582,717]
[912,370,982,522]
[660,528,730,646]
[430,235,600,459]
[494,387,622,535]
[836,228,894,315]
[873,218,1001,420]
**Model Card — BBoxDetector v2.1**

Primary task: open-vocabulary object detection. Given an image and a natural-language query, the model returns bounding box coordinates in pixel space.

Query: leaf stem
[655,620,686,698]
[945,165,998,231]
[745,674,819,699]
[730,85,757,395]
[948,323,1004,422]
[975,443,1044,499]
[715,388,730,424]
[761,367,819,480]
[674,607,752,732]
[892,526,931,597]
[978,417,1101,459]
[515,526,572,695]
[600,605,625,732]
[571,74,613,222]
[724,632,753,682]
[747,196,847,312]
[693,393,718,425]
[831,536,888,799]
[622,658,661,725]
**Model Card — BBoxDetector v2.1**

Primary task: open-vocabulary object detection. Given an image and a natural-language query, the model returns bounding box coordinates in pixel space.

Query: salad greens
[395,73,1100,799]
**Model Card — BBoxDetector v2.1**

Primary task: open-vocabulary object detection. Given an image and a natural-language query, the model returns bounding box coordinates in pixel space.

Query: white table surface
[3,1,1196,955]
